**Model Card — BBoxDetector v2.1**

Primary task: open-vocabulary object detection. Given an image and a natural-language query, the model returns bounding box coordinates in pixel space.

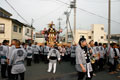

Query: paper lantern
[41,31,44,34]
[59,29,62,33]
[54,36,56,39]
[44,28,47,31]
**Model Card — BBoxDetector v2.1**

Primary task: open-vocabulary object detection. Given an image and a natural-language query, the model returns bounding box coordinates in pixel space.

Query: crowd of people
[0,37,120,80]
[75,37,120,80]
[0,39,76,80]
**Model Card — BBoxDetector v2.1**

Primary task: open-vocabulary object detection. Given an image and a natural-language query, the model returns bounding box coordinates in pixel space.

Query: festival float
[41,22,62,45]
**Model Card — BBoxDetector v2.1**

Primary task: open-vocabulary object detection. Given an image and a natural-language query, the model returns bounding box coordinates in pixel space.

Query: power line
[34,3,68,30]
[55,0,70,5]
[76,8,120,24]
[34,3,65,22]
[81,0,120,3]
[55,0,120,24]
[34,0,70,23]
[5,0,30,24]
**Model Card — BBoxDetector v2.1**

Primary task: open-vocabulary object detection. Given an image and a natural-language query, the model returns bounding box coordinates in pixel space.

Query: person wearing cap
[47,44,61,74]
[75,37,93,80]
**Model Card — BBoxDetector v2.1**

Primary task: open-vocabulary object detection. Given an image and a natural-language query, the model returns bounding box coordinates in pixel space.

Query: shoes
[109,72,115,74]
[47,70,56,74]
[53,71,56,74]
[114,71,118,74]
[116,69,120,72]
[117,76,120,78]
[47,70,51,73]
[93,73,96,76]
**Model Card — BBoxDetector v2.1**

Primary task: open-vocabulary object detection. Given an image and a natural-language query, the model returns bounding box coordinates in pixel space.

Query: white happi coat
[114,48,120,63]
[90,47,95,56]
[0,45,9,64]
[61,48,66,56]
[26,46,33,58]
[66,47,71,55]
[10,48,27,74]
[32,45,40,55]
[114,48,120,57]
[99,46,105,59]
[71,46,76,58]
[75,45,93,72]
[39,46,44,55]
[93,46,100,60]
[107,47,115,64]
[43,46,49,55]
[7,45,16,65]
[47,48,61,63]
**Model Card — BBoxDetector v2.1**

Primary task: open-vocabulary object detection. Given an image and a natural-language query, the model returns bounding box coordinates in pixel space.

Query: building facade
[0,17,24,43]
[34,31,45,43]
[22,24,35,43]
[0,7,35,44]
[67,24,107,44]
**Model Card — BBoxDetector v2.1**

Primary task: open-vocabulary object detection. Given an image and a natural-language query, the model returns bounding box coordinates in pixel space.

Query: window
[0,12,3,16]
[19,28,21,33]
[88,36,91,39]
[0,12,9,18]
[31,30,33,34]
[101,27,104,30]
[27,29,29,33]
[101,36,104,39]
[80,35,84,38]
[68,35,72,38]
[13,25,17,32]
[92,31,94,34]
[0,24,5,33]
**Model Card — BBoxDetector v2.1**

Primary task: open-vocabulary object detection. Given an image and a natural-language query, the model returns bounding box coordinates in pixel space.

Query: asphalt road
[25,61,120,80]
[0,61,120,80]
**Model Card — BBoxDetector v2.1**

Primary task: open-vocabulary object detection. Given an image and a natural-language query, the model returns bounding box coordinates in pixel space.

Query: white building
[67,24,107,44]
[22,24,35,43]
[34,31,45,43]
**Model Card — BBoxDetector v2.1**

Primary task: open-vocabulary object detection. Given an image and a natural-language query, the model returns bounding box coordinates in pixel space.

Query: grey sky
[0,0,120,34]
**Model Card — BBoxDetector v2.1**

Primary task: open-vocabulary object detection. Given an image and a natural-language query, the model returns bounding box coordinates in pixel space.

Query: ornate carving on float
[41,21,62,45]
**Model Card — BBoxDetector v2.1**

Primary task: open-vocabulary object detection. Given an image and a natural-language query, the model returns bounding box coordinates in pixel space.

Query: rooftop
[0,7,12,17]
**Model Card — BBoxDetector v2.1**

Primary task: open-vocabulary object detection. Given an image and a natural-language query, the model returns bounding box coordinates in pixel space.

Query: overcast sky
[0,0,120,34]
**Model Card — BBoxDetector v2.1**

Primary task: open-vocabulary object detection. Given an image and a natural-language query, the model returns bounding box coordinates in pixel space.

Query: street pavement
[25,61,120,80]
[0,61,120,80]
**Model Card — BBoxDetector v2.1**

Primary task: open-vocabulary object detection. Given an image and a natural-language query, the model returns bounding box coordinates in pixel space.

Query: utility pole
[31,19,34,43]
[64,11,69,43]
[108,0,111,46]
[70,0,76,44]
[119,37,120,46]
[58,18,62,31]
[73,0,76,43]
[58,18,62,42]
